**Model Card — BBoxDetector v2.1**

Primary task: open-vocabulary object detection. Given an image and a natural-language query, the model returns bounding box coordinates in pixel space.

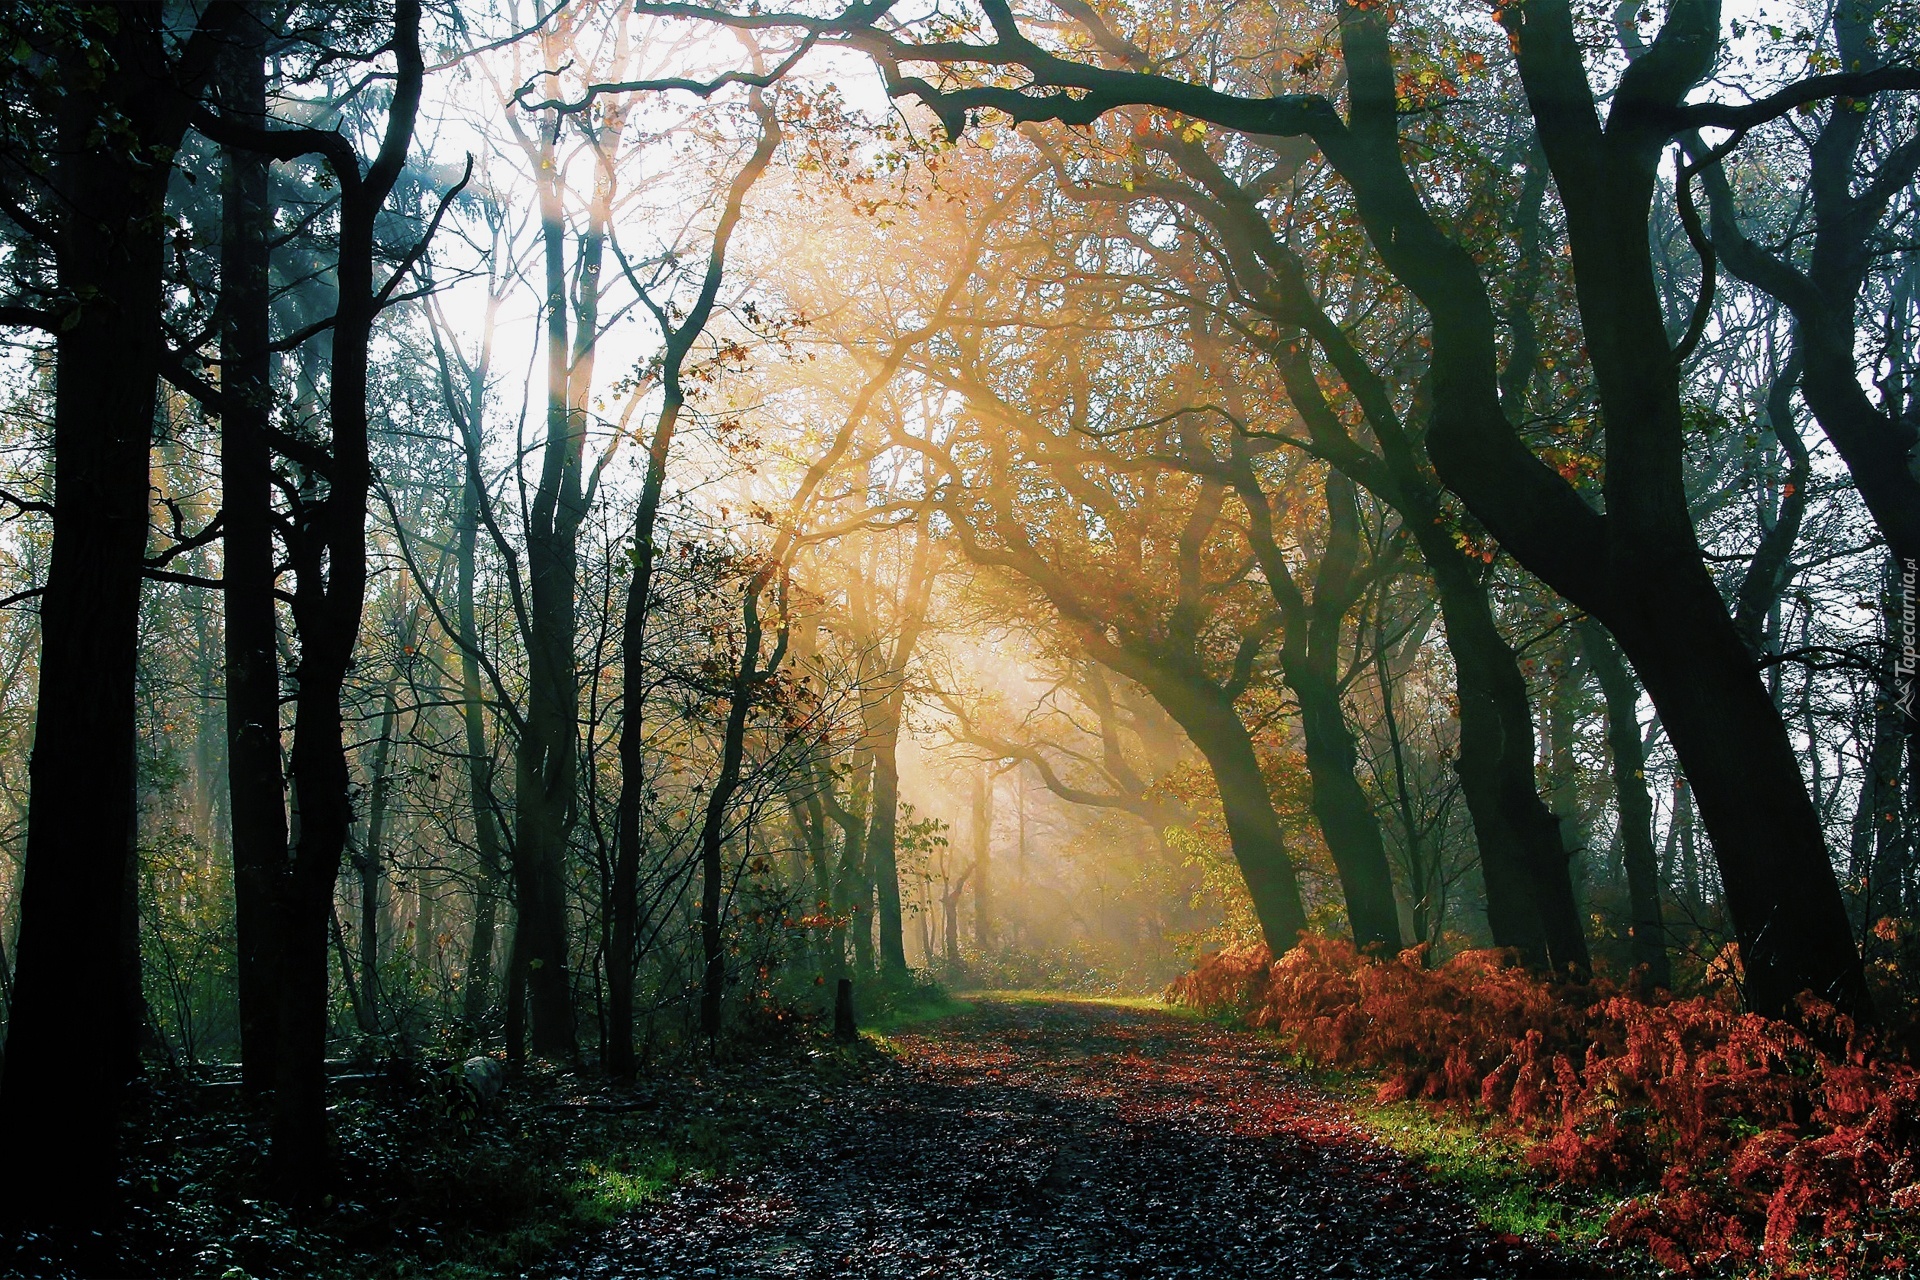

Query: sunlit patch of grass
[571,1147,681,1224]
[864,991,974,1033]
[1344,1094,1630,1249]
[958,989,1192,1014]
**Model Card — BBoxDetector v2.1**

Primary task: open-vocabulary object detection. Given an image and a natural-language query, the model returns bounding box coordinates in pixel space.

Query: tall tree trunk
[1478,0,1863,1018]
[458,473,505,1031]
[867,717,908,976]
[1075,637,1311,953]
[818,755,868,978]
[608,106,775,1074]
[696,566,786,1039]
[1229,440,1401,953]
[1855,682,1908,924]
[354,682,400,1032]
[1582,621,1669,991]
[1150,122,1583,971]
[860,0,1868,1023]
[1269,304,1587,974]
[972,767,994,953]
[508,42,635,1055]
[0,4,231,1219]
[217,8,288,1096]
[513,133,584,1056]
[860,525,935,979]
[196,1,427,1199]
[1291,667,1402,950]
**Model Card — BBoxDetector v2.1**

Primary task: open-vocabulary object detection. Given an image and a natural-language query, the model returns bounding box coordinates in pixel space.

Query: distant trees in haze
[0,0,1913,1227]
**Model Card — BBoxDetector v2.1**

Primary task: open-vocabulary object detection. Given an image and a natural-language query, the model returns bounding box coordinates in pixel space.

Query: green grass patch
[955,988,1194,1014]
[863,990,974,1033]
[58,1039,893,1280]
[1335,1086,1632,1249]
[571,1145,683,1224]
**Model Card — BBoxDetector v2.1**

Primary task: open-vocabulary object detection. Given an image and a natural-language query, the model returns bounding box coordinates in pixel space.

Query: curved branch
[1672,66,1920,132]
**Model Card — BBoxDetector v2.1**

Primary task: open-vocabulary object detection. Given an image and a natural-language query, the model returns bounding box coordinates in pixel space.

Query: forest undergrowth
[1169,939,1920,1278]
[2,1026,890,1280]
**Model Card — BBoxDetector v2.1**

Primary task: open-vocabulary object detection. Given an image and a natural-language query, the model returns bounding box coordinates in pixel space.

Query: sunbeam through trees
[0,0,1915,1274]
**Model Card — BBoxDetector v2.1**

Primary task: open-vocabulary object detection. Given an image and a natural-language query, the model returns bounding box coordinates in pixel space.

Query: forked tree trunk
[1227,441,1401,954]
[195,0,428,1199]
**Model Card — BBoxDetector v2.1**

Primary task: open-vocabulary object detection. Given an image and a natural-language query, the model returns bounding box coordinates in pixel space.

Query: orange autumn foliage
[1169,938,1920,1276]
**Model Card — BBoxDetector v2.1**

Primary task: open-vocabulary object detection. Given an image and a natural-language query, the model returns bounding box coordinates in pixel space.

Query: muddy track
[543,999,1600,1279]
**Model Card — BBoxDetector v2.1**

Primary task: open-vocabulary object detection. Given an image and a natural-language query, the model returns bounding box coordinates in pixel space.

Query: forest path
[546,997,1593,1279]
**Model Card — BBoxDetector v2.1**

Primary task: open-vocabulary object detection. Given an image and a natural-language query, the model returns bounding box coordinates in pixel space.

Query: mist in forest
[0,0,1915,1271]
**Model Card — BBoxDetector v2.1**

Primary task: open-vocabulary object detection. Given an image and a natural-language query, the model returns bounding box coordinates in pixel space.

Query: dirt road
[543,998,1596,1279]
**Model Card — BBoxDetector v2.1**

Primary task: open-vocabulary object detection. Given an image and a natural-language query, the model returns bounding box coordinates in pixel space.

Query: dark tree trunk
[353,682,400,1033]
[1292,670,1402,951]
[195,1,427,1199]
[858,525,935,979]
[216,7,288,1097]
[1227,435,1401,954]
[504,925,528,1068]
[1152,676,1312,951]
[1851,674,1907,925]
[513,147,584,1055]
[867,721,908,976]
[856,0,1870,1023]
[1146,151,1580,972]
[508,66,629,1058]
[1266,323,1580,971]
[608,109,774,1072]
[0,3,231,1219]
[1582,621,1670,991]
[696,566,786,1040]
[1731,346,1810,659]
[1343,0,1860,1017]
[608,368,678,1073]
[458,474,505,1032]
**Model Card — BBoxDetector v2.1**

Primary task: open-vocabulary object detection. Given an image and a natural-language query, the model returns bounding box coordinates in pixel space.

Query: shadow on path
[542,998,1602,1279]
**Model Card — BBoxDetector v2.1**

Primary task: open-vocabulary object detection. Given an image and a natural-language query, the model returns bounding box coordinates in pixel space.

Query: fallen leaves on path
[539,1000,1599,1279]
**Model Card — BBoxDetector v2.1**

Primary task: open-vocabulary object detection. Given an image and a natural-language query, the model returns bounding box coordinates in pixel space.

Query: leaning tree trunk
[1476,0,1862,1018]
[1231,447,1401,954]
[1164,151,1583,972]
[695,565,785,1040]
[1135,671,1311,952]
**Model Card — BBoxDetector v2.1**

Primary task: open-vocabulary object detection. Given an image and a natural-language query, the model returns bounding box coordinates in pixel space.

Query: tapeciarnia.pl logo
[1899,558,1918,723]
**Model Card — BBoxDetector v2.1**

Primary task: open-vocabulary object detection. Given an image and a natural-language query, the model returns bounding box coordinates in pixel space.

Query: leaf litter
[538,999,1601,1279]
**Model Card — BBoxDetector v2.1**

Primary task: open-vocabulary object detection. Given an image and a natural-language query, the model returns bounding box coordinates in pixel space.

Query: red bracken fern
[1169,940,1920,1276]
